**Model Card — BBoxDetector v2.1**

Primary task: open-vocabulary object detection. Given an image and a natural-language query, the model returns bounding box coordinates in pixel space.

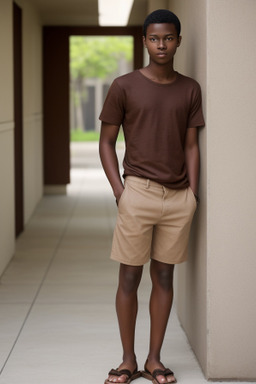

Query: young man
[99,9,205,384]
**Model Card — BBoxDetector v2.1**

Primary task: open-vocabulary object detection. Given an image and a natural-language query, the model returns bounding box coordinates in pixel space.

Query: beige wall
[0,0,43,275]
[0,0,15,274]
[167,0,256,380]
[17,0,43,223]
[167,0,208,374]
[206,0,256,379]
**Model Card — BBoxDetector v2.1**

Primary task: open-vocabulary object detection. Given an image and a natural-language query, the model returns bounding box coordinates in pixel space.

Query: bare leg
[146,259,176,383]
[107,263,143,383]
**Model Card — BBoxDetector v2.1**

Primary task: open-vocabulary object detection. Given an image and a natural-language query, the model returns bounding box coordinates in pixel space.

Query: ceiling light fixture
[98,0,134,26]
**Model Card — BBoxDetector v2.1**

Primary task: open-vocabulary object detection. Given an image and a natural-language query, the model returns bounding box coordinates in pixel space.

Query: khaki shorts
[111,176,197,266]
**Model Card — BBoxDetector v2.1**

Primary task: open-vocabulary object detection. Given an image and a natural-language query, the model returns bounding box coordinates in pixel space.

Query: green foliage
[70,36,133,80]
[71,130,100,142]
[70,129,124,142]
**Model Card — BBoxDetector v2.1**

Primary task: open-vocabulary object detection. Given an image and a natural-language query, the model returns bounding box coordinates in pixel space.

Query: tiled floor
[0,143,248,383]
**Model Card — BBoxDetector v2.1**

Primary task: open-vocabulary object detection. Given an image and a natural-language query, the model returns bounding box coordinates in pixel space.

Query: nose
[158,39,166,49]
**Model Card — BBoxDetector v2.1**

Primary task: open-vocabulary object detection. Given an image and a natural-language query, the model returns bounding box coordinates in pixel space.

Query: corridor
[0,143,246,384]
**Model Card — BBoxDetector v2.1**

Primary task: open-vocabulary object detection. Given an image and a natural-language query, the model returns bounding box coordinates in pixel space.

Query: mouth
[157,52,167,57]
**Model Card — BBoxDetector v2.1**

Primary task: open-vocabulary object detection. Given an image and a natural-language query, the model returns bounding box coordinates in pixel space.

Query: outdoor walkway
[0,143,247,383]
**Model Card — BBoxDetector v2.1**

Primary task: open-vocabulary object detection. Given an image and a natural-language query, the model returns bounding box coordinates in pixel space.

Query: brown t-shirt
[99,70,205,189]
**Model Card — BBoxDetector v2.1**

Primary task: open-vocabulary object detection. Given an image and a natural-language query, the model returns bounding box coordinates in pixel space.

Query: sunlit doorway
[43,26,143,188]
[69,35,133,170]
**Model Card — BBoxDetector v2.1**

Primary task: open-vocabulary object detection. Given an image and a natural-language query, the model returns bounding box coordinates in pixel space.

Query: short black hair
[143,9,181,37]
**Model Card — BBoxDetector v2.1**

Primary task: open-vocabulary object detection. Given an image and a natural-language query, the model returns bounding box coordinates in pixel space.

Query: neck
[144,61,176,83]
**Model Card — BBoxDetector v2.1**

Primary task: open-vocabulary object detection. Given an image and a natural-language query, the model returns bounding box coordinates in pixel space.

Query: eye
[166,36,174,41]
[149,37,157,42]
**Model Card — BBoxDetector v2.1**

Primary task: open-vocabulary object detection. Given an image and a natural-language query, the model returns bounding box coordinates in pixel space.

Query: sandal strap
[108,368,132,378]
[152,368,174,379]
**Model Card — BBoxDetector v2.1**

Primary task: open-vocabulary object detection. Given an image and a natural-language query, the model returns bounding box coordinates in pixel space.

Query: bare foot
[144,358,176,383]
[105,360,138,383]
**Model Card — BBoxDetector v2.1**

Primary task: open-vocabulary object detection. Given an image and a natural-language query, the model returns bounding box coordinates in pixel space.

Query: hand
[193,192,200,204]
[115,187,125,206]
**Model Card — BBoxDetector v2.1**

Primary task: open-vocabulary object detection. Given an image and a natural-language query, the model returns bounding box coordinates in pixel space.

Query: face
[143,23,182,65]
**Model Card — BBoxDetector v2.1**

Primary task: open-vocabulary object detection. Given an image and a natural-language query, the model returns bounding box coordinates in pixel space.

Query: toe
[155,373,176,383]
[107,374,128,383]
[108,375,118,383]
[156,375,167,383]
[167,374,176,383]
[118,375,129,383]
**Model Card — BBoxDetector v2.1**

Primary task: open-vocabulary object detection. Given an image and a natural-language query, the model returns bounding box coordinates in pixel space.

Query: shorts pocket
[188,187,197,209]
[118,185,128,208]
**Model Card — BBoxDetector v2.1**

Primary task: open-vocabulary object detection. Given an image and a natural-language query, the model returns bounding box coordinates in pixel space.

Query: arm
[99,122,124,203]
[184,127,200,196]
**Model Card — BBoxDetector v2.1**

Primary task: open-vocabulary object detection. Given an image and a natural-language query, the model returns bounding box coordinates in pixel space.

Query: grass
[70,129,124,142]
[71,130,100,142]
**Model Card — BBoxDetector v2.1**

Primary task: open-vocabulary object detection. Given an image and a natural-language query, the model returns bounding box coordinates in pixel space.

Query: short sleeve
[187,83,205,128]
[99,80,125,126]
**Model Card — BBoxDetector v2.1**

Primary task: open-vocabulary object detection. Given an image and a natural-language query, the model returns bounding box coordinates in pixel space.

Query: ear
[177,36,182,47]
[143,35,147,48]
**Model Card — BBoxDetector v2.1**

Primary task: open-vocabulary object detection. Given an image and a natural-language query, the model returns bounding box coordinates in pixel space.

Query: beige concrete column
[167,0,208,374]
[0,0,15,275]
[0,0,43,275]
[205,0,256,379]
[168,0,256,380]
[19,0,43,223]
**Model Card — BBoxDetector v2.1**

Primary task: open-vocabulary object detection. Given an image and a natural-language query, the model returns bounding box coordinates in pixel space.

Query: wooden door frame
[43,26,144,187]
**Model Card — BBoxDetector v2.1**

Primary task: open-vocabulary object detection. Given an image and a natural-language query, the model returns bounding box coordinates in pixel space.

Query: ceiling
[29,0,148,26]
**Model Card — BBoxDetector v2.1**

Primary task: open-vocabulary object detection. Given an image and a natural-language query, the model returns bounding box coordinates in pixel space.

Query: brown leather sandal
[142,367,177,384]
[104,367,141,384]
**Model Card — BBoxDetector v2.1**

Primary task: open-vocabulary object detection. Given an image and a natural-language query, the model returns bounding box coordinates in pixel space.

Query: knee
[151,264,174,292]
[119,265,142,295]
[158,270,173,291]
